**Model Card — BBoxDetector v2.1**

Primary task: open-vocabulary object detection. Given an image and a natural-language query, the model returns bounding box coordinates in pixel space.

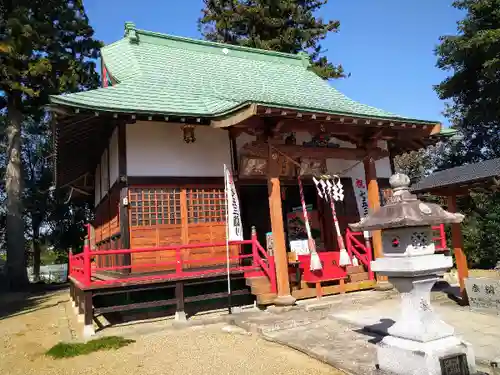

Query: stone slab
[330,298,500,367]
[465,278,500,315]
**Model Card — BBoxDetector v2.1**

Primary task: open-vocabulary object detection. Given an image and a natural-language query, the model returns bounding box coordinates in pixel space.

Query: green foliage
[457,192,500,268]
[46,336,135,359]
[435,0,500,161]
[1,0,102,102]
[430,1,500,268]
[198,0,345,79]
[1,1,101,286]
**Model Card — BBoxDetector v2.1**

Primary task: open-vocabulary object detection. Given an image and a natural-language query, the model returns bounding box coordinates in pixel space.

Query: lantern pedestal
[372,255,477,375]
[349,173,478,374]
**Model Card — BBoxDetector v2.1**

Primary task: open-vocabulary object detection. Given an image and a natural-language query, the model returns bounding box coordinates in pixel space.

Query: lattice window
[187,188,226,224]
[411,232,428,248]
[129,188,181,226]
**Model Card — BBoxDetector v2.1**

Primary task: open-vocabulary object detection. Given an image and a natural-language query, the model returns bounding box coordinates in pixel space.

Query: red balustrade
[345,229,374,280]
[69,225,277,292]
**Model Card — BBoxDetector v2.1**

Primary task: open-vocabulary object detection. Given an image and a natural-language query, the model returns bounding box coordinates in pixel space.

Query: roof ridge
[123,21,309,66]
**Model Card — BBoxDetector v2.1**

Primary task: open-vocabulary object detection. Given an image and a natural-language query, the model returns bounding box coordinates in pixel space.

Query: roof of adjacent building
[50,22,441,126]
[411,158,500,194]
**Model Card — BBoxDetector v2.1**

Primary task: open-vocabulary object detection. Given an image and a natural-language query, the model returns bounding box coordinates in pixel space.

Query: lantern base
[376,335,476,375]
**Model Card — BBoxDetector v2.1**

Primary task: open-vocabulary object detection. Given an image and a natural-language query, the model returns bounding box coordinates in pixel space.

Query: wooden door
[185,187,239,269]
[129,187,183,272]
[128,186,239,273]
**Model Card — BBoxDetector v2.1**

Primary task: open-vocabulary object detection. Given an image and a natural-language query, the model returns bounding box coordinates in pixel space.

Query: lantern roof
[349,174,464,232]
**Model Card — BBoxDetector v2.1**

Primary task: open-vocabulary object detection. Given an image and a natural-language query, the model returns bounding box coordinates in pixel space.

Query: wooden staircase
[345,264,370,283]
[246,275,276,305]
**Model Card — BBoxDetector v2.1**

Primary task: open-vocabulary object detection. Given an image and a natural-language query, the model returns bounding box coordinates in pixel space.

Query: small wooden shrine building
[412,157,500,303]
[51,23,452,324]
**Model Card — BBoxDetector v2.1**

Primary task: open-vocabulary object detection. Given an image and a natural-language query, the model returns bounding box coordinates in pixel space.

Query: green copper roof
[51,22,438,125]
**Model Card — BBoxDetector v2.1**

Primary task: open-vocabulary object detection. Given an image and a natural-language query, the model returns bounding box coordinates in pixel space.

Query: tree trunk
[5,94,28,290]
[32,227,41,282]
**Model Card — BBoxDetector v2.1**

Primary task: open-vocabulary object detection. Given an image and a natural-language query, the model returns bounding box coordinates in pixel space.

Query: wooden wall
[128,185,239,273]
[93,183,120,243]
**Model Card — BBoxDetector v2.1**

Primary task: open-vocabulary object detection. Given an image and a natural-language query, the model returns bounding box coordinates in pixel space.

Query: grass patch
[46,336,135,359]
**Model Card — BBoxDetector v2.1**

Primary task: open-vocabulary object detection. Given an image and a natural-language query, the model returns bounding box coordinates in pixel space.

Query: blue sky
[84,0,463,126]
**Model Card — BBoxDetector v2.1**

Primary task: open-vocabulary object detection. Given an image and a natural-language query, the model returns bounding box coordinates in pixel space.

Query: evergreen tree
[435,0,500,162]
[198,0,345,79]
[0,0,101,289]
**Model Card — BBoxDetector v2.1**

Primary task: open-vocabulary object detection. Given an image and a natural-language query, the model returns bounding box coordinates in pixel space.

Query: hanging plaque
[299,158,326,176]
[239,156,268,177]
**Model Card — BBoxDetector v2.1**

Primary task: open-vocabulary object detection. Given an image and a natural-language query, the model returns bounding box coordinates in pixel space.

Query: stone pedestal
[372,267,476,375]
[377,335,475,375]
[349,173,477,375]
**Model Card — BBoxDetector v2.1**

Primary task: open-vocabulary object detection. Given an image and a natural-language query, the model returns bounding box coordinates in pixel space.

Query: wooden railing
[251,229,277,293]
[345,229,374,280]
[70,225,277,292]
[432,224,447,250]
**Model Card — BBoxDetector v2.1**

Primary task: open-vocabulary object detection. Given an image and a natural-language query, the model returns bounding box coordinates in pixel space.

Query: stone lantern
[349,173,476,375]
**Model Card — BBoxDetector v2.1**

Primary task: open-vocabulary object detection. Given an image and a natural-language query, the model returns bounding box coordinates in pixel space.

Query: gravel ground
[0,290,343,375]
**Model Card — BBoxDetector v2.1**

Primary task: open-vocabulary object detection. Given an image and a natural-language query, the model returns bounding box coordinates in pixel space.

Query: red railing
[345,224,447,281]
[251,230,277,293]
[433,224,447,250]
[345,229,374,280]
[69,225,277,292]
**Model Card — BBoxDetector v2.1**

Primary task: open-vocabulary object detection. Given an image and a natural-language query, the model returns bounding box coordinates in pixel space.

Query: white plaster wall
[126,121,232,176]
[94,164,101,207]
[109,127,119,185]
[100,149,109,198]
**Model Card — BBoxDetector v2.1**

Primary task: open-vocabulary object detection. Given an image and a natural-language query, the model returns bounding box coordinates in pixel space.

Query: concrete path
[330,291,500,366]
[230,288,500,375]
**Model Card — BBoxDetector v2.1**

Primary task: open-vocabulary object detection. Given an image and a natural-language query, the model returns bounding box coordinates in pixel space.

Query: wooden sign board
[465,277,500,314]
[239,155,296,178]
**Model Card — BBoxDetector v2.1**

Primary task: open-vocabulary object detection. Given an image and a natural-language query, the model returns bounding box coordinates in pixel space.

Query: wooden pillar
[447,195,469,305]
[363,155,387,283]
[117,122,131,273]
[268,144,295,305]
[175,281,187,321]
[83,290,95,337]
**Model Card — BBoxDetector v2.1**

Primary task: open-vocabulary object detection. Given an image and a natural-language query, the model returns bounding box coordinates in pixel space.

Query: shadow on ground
[0,283,69,321]
[94,294,252,332]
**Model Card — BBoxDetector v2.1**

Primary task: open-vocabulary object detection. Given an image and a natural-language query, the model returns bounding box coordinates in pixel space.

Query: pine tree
[435,0,500,162]
[198,0,344,79]
[0,0,101,289]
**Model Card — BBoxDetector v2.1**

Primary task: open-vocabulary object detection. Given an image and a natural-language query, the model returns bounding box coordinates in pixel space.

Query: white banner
[352,177,372,238]
[224,164,243,241]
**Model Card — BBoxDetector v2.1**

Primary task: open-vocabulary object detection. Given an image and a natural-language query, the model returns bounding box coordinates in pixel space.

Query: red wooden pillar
[268,144,295,305]
[447,195,469,305]
[363,155,388,284]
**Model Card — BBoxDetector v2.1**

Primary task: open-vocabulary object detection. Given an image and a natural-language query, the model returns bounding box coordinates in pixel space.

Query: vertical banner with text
[224,164,243,241]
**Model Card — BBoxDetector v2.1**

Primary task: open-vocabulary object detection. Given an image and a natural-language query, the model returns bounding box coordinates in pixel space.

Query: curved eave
[49,95,441,130]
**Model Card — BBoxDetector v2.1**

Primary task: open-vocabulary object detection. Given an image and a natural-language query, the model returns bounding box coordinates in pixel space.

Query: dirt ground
[0,289,343,375]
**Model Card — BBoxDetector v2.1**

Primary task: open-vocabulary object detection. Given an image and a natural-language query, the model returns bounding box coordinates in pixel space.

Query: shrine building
[50,22,451,331]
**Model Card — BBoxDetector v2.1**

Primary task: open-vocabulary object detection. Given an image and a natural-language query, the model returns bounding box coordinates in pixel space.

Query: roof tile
[51,23,438,125]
